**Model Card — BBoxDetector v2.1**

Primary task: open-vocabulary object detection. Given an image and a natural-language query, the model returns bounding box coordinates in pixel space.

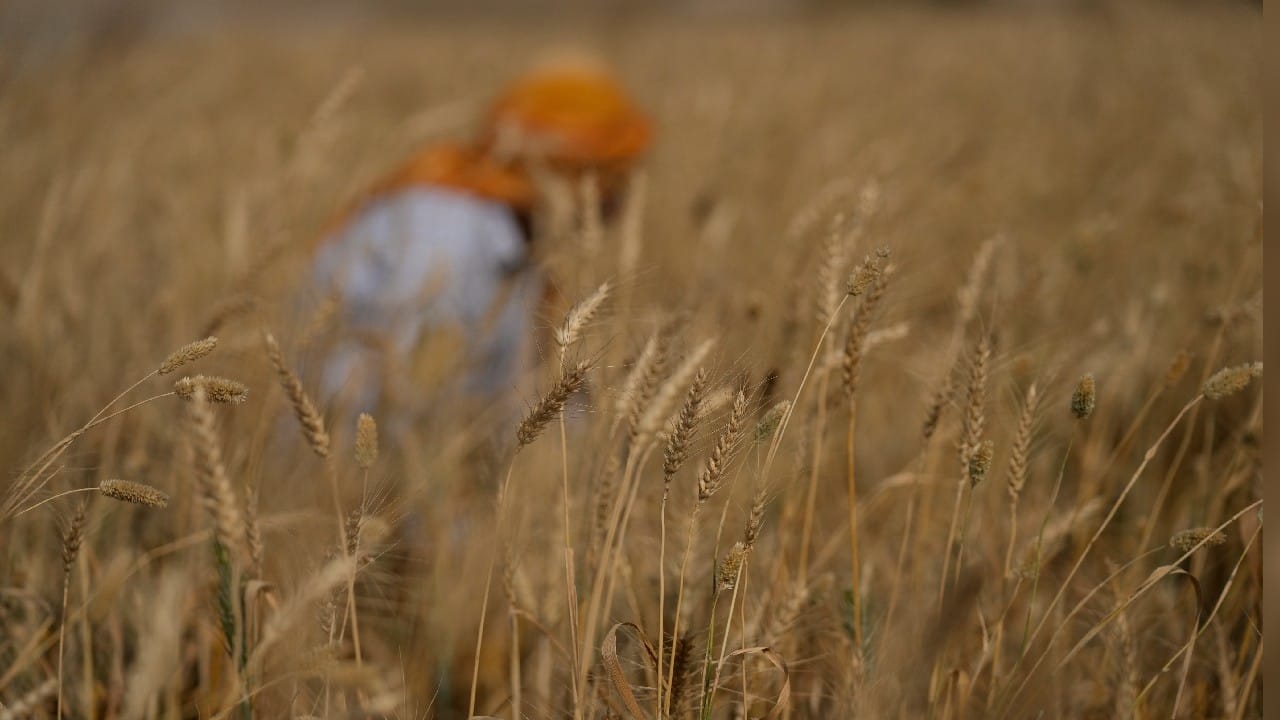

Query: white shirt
[310,187,541,412]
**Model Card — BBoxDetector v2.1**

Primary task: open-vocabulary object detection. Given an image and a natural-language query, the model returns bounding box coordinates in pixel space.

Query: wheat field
[0,3,1263,719]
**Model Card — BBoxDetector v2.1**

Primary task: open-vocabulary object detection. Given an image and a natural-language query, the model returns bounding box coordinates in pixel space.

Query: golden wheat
[0,9,1261,718]
[98,479,170,508]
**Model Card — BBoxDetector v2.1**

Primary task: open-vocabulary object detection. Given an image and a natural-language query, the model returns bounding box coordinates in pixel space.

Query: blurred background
[0,0,1261,718]
[0,0,1263,60]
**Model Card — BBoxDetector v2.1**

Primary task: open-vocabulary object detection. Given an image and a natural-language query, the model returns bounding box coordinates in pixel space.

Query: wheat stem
[1018,432,1074,659]
[11,487,96,519]
[1026,395,1201,653]
[797,371,829,582]
[663,504,702,717]
[846,401,862,651]
[469,460,517,718]
[558,414,583,720]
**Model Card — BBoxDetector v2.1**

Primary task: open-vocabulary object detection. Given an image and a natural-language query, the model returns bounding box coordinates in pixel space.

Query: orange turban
[376,144,538,210]
[480,58,652,172]
[356,58,650,216]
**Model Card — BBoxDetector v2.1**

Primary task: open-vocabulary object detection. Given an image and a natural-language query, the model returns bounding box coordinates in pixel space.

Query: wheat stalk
[187,385,248,562]
[841,255,891,650]
[655,366,708,716]
[663,388,748,714]
[516,360,590,450]
[1003,383,1040,579]
[662,367,708,488]
[555,280,611,358]
[264,332,329,458]
[56,500,88,720]
[940,334,991,604]
[618,331,667,440]
[635,339,715,447]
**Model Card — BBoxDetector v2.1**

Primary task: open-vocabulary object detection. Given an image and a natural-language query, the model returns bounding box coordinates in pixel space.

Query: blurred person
[306,55,651,424]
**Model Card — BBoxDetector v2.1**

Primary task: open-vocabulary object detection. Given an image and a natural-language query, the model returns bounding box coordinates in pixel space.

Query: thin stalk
[1133,523,1260,707]
[1136,417,1200,554]
[952,477,978,593]
[12,487,97,519]
[595,445,658,673]
[797,372,830,581]
[845,401,863,650]
[56,574,71,720]
[705,560,749,718]
[558,414,583,720]
[353,466,371,667]
[1229,639,1262,720]
[510,610,522,720]
[999,499,1259,715]
[656,488,670,718]
[884,443,937,636]
[76,550,94,720]
[760,296,848,488]
[739,567,750,712]
[324,459,363,679]
[87,372,158,426]
[1024,396,1201,654]
[18,369,158,485]
[6,389,173,521]
[1137,329,1226,558]
[938,471,967,611]
[576,449,641,702]
[18,369,157,514]
[663,504,703,717]
[469,461,518,718]
[1003,496,1020,590]
[698,590,724,719]
[1019,433,1074,659]
[82,393,176,433]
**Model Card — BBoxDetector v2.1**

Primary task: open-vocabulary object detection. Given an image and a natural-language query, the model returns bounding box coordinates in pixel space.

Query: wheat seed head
[1163,350,1191,388]
[662,366,708,482]
[845,247,889,298]
[61,499,89,574]
[717,541,748,594]
[264,331,330,458]
[187,384,248,561]
[355,413,379,469]
[1169,527,1228,552]
[1203,362,1262,400]
[99,479,170,509]
[1071,373,1096,420]
[1006,382,1040,499]
[922,369,955,441]
[967,438,994,487]
[743,484,770,549]
[555,279,612,352]
[158,336,218,375]
[620,331,667,434]
[516,360,590,449]
[842,254,891,398]
[816,212,850,326]
[697,388,748,503]
[755,399,790,443]
[174,375,249,404]
[960,334,991,467]
[635,338,714,444]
